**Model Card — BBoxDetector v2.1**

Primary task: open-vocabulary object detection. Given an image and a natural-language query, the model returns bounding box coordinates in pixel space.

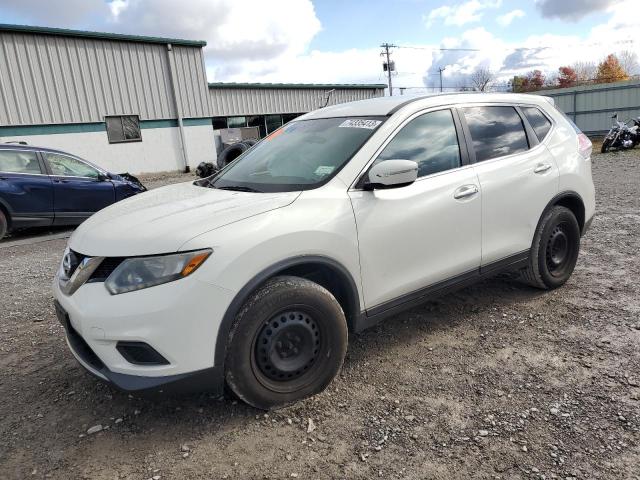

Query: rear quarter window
[522,106,553,141]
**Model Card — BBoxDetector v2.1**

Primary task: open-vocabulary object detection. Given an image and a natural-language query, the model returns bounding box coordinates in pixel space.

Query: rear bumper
[55,299,224,395]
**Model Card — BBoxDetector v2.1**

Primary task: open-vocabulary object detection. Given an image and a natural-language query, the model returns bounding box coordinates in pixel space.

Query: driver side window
[46,153,100,179]
[375,109,461,178]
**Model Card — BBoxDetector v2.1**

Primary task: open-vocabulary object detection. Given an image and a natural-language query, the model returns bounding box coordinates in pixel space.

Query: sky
[0,0,638,93]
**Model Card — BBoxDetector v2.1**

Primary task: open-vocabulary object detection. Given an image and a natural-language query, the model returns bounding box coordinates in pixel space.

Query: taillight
[577,133,592,159]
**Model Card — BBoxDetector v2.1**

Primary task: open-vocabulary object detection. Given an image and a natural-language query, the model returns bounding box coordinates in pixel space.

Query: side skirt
[353,251,530,333]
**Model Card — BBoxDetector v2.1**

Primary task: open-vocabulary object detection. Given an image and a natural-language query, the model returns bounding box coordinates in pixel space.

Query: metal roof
[208,82,387,90]
[0,23,207,47]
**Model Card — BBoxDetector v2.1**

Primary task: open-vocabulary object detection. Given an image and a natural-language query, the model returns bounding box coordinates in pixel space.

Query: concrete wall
[0,124,216,174]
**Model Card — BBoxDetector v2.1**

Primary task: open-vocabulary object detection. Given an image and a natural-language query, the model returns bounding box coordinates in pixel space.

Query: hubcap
[255,311,321,381]
[546,225,569,272]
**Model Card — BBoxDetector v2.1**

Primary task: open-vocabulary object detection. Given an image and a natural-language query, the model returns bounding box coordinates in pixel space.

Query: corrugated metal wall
[0,31,211,125]
[209,86,385,116]
[534,79,640,134]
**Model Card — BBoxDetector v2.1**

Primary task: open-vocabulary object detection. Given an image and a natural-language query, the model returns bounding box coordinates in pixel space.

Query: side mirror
[97,173,108,182]
[364,159,418,190]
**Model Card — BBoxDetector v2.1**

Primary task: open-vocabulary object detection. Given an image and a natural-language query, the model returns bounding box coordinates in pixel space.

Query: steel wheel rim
[545,223,574,276]
[253,310,322,387]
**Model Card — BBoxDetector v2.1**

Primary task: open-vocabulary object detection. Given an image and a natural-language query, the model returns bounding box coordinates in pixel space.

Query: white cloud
[105,0,321,61]
[496,9,525,27]
[424,0,502,28]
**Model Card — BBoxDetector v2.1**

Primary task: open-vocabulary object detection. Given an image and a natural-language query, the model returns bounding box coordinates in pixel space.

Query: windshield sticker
[338,119,382,129]
[314,165,335,176]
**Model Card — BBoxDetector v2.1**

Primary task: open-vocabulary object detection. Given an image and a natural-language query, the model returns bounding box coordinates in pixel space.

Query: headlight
[105,249,212,295]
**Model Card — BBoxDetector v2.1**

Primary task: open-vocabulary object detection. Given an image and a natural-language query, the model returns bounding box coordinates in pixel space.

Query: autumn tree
[469,66,495,92]
[557,66,577,88]
[596,54,629,83]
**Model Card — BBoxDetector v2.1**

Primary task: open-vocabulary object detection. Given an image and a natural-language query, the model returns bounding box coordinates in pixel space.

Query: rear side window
[0,150,42,174]
[375,109,461,178]
[463,106,529,162]
[522,107,552,141]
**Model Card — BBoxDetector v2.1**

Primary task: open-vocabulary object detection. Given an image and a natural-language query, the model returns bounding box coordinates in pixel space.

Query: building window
[106,115,142,144]
[227,116,247,128]
[212,117,227,130]
[282,113,302,124]
[265,114,283,134]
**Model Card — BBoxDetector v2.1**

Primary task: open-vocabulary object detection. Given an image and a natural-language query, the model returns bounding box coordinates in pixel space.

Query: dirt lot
[1,147,639,480]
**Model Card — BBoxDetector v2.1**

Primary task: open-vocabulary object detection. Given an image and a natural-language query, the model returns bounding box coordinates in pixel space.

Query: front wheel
[225,276,348,410]
[601,138,612,153]
[520,206,581,290]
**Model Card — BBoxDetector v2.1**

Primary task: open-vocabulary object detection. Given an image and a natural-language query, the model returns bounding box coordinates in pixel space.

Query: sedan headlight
[105,249,212,295]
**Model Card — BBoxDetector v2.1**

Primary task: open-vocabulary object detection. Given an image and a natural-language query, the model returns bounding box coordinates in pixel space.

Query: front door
[348,109,482,312]
[44,152,115,224]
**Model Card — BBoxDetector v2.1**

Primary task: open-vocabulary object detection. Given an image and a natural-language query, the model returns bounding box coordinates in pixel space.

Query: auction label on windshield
[339,119,382,129]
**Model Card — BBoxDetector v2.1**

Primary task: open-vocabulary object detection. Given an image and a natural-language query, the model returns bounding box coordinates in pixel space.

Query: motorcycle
[601,113,638,153]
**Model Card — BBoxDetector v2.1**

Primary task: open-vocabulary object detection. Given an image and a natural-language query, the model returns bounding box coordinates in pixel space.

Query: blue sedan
[0,143,146,239]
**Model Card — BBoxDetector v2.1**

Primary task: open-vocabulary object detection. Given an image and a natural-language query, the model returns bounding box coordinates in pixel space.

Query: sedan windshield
[209,117,384,192]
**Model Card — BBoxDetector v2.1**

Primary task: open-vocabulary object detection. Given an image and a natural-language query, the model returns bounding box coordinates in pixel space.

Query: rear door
[0,149,53,227]
[43,152,115,225]
[459,104,559,266]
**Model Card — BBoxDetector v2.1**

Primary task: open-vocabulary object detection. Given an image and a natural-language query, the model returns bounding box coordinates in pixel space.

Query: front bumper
[52,271,234,394]
[55,300,223,394]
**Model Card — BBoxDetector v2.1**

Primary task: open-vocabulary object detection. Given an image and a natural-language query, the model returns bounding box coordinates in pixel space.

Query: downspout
[166,43,191,173]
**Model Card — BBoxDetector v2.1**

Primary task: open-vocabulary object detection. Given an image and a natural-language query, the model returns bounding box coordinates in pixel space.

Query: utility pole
[380,43,396,96]
[438,66,446,93]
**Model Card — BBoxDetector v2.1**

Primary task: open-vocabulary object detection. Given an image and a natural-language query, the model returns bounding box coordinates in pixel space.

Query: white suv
[53,93,595,409]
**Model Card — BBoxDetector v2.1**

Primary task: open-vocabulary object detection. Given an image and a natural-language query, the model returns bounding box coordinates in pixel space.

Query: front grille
[64,316,105,372]
[88,257,125,282]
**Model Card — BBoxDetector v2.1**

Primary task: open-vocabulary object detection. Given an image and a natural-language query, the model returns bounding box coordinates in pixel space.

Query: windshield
[209,117,384,192]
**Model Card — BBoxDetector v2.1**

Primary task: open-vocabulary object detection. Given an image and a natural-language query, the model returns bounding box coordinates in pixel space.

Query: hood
[69,182,299,256]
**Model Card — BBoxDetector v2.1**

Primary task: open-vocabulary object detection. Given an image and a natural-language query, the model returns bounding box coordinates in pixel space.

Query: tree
[617,50,639,76]
[510,70,546,92]
[572,61,597,82]
[596,54,629,83]
[557,66,577,88]
[469,66,495,92]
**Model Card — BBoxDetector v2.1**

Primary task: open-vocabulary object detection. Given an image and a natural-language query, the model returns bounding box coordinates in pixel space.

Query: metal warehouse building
[0,24,385,174]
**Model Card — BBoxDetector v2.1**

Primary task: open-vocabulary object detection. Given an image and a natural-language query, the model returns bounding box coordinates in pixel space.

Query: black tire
[225,276,348,410]
[0,209,8,240]
[217,142,249,169]
[242,139,258,147]
[520,206,581,290]
[601,138,612,153]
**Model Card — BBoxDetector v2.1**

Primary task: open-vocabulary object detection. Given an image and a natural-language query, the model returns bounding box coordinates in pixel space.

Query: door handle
[453,184,479,200]
[534,163,552,174]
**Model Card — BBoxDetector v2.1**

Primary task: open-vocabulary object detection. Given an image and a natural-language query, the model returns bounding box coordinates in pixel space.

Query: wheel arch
[546,191,585,234]
[214,255,361,367]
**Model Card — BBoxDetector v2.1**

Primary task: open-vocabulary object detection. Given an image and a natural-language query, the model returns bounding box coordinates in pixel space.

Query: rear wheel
[520,206,581,290]
[0,209,8,240]
[225,276,348,410]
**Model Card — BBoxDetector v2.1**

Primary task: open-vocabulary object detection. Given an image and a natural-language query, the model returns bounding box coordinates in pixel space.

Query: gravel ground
[1,148,639,479]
